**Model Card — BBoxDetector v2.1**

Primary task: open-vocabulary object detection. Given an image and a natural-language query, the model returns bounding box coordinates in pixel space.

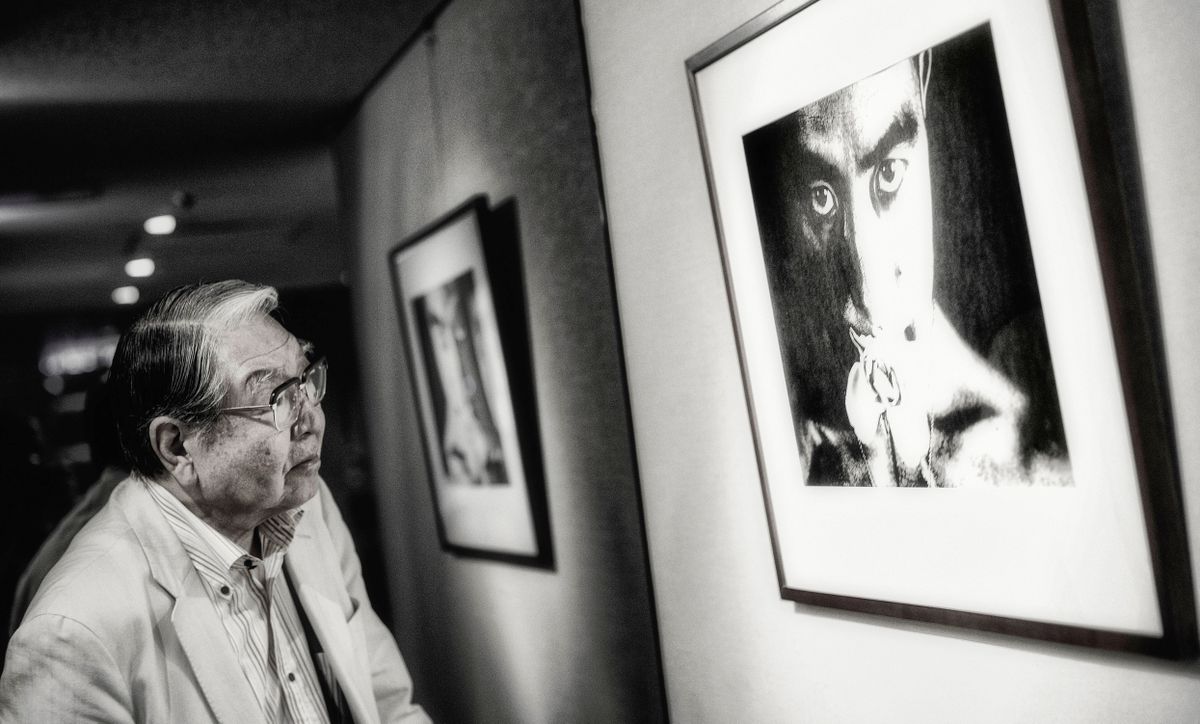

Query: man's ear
[148,416,196,484]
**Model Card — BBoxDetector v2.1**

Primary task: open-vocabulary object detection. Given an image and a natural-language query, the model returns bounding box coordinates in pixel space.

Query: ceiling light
[112,286,140,305]
[124,257,156,278]
[143,214,176,235]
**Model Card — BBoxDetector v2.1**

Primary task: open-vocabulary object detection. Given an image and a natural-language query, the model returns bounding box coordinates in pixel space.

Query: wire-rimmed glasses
[219,355,328,431]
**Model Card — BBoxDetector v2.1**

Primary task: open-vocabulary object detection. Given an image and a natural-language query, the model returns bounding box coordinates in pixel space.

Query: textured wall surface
[580,0,1200,721]
[337,0,665,721]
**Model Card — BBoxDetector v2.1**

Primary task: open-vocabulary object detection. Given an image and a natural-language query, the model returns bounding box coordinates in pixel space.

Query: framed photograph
[688,0,1195,655]
[389,196,552,567]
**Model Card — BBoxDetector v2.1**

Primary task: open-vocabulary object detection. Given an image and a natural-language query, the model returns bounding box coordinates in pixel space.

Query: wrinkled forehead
[795,59,924,162]
[214,313,304,379]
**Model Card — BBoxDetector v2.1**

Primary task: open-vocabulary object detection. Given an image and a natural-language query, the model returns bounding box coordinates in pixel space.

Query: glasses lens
[271,379,302,431]
[305,358,328,404]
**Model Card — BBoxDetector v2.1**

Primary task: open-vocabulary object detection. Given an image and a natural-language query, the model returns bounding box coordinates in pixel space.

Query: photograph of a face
[390,197,550,565]
[742,25,1073,488]
[412,270,510,488]
[690,0,1189,653]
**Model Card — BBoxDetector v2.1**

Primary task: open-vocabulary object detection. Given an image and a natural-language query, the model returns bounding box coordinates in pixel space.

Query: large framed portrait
[389,196,552,567]
[688,0,1195,655]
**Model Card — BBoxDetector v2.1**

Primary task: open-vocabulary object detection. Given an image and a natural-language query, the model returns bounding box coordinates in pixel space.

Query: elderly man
[743,43,1072,488]
[0,280,429,723]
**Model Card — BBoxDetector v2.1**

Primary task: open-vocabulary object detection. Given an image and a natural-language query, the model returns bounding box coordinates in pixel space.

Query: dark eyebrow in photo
[856,106,919,173]
[792,147,844,188]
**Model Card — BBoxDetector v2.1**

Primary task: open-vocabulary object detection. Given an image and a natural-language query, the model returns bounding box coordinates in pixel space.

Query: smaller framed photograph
[389,196,551,567]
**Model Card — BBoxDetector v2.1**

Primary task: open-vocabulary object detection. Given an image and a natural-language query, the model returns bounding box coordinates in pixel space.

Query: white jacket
[0,476,429,724]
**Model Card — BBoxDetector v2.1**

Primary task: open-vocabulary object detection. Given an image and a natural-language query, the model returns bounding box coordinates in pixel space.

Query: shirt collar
[144,480,304,582]
[260,507,304,550]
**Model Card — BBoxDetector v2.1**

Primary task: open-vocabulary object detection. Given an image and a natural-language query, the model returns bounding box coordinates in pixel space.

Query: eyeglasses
[219,355,328,431]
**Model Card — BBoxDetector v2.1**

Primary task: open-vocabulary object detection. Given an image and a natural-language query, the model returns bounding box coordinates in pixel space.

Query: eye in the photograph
[874,158,908,200]
[808,181,838,217]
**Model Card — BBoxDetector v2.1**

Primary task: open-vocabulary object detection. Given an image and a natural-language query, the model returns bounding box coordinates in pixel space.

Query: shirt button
[288,672,296,682]
[219,585,231,596]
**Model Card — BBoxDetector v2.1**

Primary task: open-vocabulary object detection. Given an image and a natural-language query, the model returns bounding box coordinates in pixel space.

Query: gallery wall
[336,0,665,722]
[580,0,1200,721]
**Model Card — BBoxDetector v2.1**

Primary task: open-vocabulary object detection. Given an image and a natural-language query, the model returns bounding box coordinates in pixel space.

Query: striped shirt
[145,481,331,724]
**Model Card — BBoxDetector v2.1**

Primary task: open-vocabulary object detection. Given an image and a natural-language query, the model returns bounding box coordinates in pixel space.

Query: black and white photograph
[741,25,1073,489]
[390,197,548,563]
[412,270,511,488]
[1,0,1198,721]
[688,0,1192,654]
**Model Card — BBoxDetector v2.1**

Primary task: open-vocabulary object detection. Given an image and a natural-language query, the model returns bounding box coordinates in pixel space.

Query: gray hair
[109,280,279,477]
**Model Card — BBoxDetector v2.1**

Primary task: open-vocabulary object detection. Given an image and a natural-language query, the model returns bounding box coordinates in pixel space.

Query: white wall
[580,0,1200,721]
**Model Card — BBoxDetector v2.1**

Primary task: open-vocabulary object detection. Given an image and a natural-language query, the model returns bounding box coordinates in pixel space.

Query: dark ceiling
[0,0,443,315]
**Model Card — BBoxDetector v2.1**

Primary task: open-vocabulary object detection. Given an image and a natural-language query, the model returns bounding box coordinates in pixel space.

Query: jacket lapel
[172,582,266,724]
[286,496,380,724]
[114,478,264,724]
[296,584,379,724]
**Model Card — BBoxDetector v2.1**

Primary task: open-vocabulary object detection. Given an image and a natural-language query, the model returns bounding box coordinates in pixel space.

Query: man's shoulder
[924,307,1073,487]
[24,478,167,629]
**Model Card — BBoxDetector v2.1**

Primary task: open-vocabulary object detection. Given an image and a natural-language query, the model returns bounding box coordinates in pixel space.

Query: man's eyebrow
[243,367,281,391]
[856,106,920,173]
[237,336,310,391]
[793,146,843,185]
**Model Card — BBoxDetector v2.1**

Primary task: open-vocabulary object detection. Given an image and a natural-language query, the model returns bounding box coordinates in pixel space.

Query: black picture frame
[687,0,1195,657]
[388,195,553,568]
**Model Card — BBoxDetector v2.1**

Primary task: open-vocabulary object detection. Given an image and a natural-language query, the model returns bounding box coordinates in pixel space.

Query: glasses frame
[218,354,328,431]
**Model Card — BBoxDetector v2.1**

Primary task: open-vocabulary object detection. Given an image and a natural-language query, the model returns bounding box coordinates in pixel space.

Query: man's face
[792,59,934,346]
[185,313,325,526]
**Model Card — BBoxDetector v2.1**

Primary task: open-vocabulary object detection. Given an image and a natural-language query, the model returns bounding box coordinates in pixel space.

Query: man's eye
[875,158,908,196]
[808,182,837,217]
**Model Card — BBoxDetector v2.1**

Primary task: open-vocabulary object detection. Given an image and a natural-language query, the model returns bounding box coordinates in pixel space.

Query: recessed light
[143,214,176,235]
[124,257,156,278]
[112,286,140,305]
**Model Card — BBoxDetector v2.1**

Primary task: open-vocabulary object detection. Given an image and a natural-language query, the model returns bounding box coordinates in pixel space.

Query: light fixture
[124,257,156,278]
[143,214,176,235]
[112,286,140,305]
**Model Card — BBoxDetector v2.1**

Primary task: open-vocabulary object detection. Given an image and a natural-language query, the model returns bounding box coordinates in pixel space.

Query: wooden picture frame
[687,0,1195,656]
[389,196,553,568]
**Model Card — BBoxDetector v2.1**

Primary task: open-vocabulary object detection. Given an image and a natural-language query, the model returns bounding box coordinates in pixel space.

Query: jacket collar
[111,477,265,724]
[112,476,379,724]
[286,486,382,724]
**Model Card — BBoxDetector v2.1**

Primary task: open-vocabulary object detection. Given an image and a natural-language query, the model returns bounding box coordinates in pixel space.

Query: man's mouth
[290,454,321,473]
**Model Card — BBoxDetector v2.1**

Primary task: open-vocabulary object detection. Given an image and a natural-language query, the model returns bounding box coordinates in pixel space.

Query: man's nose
[291,389,321,438]
[844,188,903,333]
